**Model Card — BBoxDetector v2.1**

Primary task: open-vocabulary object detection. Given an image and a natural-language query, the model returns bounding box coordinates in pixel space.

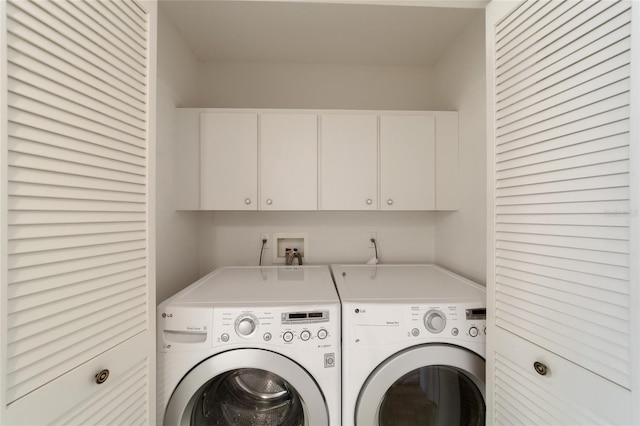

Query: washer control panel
[212,307,336,347]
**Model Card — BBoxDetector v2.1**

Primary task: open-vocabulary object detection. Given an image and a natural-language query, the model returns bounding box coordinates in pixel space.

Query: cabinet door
[201,112,258,210]
[492,328,630,425]
[1,0,155,424]
[487,0,636,423]
[260,113,318,210]
[380,115,435,210]
[320,114,377,210]
[434,112,458,211]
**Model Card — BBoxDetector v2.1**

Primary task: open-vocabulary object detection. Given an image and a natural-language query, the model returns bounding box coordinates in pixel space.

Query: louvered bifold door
[0,0,156,424]
[488,0,635,424]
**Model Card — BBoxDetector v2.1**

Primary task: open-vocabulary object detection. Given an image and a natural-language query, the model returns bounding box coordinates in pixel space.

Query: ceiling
[160,1,484,67]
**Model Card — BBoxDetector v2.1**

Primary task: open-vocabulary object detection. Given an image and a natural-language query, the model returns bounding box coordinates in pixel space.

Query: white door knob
[387,199,394,206]
[366,199,373,205]
[266,199,273,205]
[244,198,251,205]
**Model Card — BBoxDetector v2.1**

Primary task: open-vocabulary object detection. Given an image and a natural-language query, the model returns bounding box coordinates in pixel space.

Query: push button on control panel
[300,330,311,341]
[283,331,294,343]
[469,326,479,338]
[317,329,328,339]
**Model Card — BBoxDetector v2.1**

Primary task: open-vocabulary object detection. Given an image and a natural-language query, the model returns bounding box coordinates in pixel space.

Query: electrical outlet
[368,232,377,248]
[261,233,271,249]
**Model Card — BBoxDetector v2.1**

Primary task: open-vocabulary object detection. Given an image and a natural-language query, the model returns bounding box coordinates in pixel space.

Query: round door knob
[424,310,446,333]
[366,198,373,205]
[387,199,394,206]
[534,361,548,376]
[244,198,251,205]
[95,369,109,385]
[266,199,273,205]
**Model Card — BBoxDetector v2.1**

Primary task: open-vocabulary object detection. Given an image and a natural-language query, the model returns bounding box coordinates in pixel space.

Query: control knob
[424,310,447,334]
[235,314,258,337]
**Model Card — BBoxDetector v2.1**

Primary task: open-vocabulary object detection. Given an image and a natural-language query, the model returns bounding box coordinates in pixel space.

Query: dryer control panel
[343,302,486,346]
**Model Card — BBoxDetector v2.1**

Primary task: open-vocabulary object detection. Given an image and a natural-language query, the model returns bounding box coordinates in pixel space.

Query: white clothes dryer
[332,264,486,426]
[157,266,340,426]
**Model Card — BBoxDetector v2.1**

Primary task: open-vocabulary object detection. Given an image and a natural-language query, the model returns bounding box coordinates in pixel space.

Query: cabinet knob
[387,199,394,206]
[244,198,251,205]
[533,361,548,376]
[366,198,373,205]
[266,199,273,206]
[95,369,110,385]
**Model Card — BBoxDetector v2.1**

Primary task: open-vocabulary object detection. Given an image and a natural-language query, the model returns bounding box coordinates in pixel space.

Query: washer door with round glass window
[164,349,328,426]
[356,344,485,426]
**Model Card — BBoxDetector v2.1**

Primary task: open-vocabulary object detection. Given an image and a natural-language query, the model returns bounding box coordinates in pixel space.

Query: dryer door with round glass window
[356,345,485,426]
[164,349,328,426]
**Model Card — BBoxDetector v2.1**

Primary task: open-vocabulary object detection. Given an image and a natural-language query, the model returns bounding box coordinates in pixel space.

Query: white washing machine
[157,266,340,426]
[332,264,486,426]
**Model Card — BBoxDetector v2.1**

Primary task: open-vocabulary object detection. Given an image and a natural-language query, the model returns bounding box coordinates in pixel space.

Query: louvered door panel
[491,327,631,425]
[494,0,632,391]
[1,0,153,421]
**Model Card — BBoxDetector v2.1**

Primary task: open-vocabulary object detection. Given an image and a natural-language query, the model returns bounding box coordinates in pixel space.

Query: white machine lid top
[331,264,485,303]
[169,266,339,305]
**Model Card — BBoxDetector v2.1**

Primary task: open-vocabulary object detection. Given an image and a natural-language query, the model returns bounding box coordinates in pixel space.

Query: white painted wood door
[380,114,435,210]
[260,113,318,210]
[201,112,258,210]
[320,113,377,210]
[0,0,156,424]
[486,0,638,423]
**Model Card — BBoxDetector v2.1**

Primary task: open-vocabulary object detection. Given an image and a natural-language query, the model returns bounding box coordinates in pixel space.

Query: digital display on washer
[466,308,486,320]
[282,311,329,324]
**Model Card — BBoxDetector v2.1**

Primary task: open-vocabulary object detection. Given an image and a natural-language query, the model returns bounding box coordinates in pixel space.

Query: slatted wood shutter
[488,0,636,423]
[1,0,155,424]
[495,0,632,388]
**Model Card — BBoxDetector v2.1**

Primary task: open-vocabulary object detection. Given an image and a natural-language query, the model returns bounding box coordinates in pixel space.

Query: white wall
[156,11,202,303]
[198,211,436,274]
[194,62,439,273]
[195,62,439,110]
[433,14,486,285]
[158,12,486,286]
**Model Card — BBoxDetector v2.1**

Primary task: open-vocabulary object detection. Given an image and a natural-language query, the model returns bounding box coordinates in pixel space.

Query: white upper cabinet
[320,114,378,210]
[200,112,258,210]
[260,113,318,210]
[176,108,457,211]
[380,114,435,210]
